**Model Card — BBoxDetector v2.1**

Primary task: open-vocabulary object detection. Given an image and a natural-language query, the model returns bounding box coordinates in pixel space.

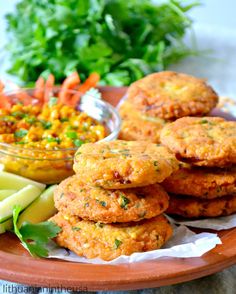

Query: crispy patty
[51,213,173,261]
[162,165,236,199]
[126,71,218,120]
[118,101,168,143]
[73,140,179,189]
[166,194,236,218]
[54,175,169,223]
[160,117,236,167]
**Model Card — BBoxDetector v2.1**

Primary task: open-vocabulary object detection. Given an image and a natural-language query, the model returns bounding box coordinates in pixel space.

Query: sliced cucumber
[0,185,42,223]
[0,218,13,234]
[0,171,46,191]
[0,190,17,201]
[17,185,58,227]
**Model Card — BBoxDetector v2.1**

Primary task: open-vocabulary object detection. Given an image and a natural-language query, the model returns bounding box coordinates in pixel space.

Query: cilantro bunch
[5,0,198,86]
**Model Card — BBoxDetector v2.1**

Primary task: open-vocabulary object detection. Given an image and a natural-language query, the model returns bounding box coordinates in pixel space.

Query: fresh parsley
[14,129,28,138]
[5,0,199,86]
[40,120,52,130]
[13,205,61,258]
[114,239,122,249]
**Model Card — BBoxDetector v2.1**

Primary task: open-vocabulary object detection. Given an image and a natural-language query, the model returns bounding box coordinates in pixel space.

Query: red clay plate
[0,86,236,291]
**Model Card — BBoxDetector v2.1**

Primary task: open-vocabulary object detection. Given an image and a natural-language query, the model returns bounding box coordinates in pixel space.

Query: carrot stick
[59,72,80,104]
[0,81,11,109]
[34,76,45,103]
[44,74,55,103]
[78,72,100,93]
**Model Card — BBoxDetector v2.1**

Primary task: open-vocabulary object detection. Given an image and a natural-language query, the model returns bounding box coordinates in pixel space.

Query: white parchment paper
[167,213,236,231]
[48,225,221,264]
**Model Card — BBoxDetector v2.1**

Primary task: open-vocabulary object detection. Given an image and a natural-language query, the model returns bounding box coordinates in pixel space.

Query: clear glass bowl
[0,88,121,184]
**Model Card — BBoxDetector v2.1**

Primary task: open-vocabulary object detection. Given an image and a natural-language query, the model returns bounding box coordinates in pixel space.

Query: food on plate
[0,184,42,223]
[162,165,236,199]
[160,117,236,167]
[0,96,105,149]
[73,140,180,189]
[54,176,169,223]
[126,71,218,120]
[17,185,57,227]
[118,101,168,143]
[0,190,17,201]
[0,171,46,190]
[0,72,114,184]
[51,212,173,261]
[166,194,236,218]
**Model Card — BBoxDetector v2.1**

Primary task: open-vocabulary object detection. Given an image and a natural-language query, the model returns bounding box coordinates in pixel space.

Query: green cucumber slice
[0,171,46,191]
[0,218,13,234]
[0,185,42,223]
[0,190,17,201]
[17,185,58,227]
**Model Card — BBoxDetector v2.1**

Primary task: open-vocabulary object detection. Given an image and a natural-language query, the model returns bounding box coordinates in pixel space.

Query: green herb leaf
[114,238,122,249]
[48,97,58,107]
[74,139,84,147]
[66,131,78,139]
[13,205,61,258]
[120,194,130,210]
[40,120,52,130]
[14,129,28,138]
[46,137,61,143]
[72,226,81,231]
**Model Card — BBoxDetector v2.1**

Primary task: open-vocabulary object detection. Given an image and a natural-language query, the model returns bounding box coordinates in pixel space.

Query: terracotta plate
[0,86,236,291]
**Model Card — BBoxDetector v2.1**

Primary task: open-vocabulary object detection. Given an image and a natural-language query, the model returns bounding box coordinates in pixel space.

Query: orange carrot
[68,73,100,107]
[59,72,80,104]
[34,76,45,103]
[78,72,100,93]
[0,81,4,93]
[44,74,55,103]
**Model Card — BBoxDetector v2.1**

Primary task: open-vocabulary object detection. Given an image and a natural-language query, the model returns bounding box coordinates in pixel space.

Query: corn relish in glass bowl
[0,88,121,184]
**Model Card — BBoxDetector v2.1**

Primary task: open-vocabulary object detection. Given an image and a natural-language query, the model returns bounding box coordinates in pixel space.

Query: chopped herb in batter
[120,194,130,209]
[114,239,122,249]
[72,226,81,231]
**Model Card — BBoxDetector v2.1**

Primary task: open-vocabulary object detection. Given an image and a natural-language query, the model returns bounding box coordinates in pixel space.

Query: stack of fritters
[118,71,219,143]
[51,140,179,261]
[160,116,236,218]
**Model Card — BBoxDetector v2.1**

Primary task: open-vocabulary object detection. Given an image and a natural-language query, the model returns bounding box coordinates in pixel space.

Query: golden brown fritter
[166,194,236,218]
[73,140,180,189]
[126,71,218,120]
[54,175,169,223]
[160,117,236,167]
[118,101,168,143]
[162,165,236,199]
[51,212,173,261]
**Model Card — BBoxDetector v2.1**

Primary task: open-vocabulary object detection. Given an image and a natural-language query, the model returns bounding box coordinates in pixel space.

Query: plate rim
[0,86,236,291]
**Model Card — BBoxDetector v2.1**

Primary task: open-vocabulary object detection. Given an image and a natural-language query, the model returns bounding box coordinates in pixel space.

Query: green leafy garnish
[66,131,78,139]
[120,195,130,210]
[14,129,28,138]
[13,205,61,258]
[40,120,52,130]
[60,118,69,122]
[46,137,61,143]
[48,97,58,107]
[72,226,81,231]
[114,239,122,249]
[24,115,36,124]
[5,0,199,86]
[12,111,26,118]
[74,139,84,147]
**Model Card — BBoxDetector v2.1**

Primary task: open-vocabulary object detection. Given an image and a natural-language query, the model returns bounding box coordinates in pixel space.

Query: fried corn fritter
[166,194,236,218]
[163,165,236,199]
[73,140,180,189]
[118,101,168,143]
[51,213,173,261]
[54,175,169,223]
[160,117,236,167]
[126,71,218,120]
